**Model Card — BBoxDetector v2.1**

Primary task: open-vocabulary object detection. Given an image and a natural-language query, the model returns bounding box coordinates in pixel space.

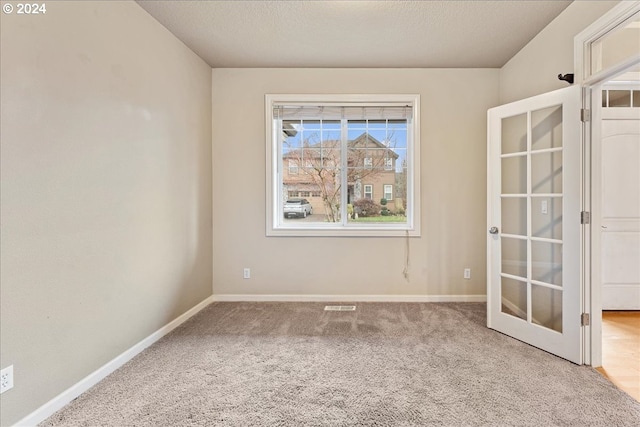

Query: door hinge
[581,313,590,326]
[581,211,590,224]
[581,108,591,122]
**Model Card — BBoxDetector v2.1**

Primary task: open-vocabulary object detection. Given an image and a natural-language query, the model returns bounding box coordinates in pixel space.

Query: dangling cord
[402,229,410,281]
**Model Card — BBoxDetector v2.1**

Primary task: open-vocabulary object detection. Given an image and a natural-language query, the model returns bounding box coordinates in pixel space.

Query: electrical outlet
[243,268,251,279]
[463,268,471,279]
[1,365,14,394]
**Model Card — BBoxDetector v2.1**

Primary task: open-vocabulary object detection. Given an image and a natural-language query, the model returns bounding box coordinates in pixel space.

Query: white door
[487,86,582,364]
[598,87,640,309]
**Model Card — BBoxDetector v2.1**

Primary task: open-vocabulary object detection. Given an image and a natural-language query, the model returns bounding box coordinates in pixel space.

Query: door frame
[574,0,640,367]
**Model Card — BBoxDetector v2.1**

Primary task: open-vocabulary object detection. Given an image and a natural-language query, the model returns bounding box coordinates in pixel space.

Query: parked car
[284,198,313,218]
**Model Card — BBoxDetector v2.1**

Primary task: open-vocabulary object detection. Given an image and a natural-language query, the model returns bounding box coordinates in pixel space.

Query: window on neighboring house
[267,94,420,236]
[288,159,298,175]
[384,185,393,201]
[364,185,373,200]
[288,191,298,198]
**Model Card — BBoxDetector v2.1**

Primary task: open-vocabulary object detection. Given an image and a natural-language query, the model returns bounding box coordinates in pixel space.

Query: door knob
[489,226,499,234]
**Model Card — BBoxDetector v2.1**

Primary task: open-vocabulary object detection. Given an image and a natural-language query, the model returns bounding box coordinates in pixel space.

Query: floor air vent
[324,305,356,311]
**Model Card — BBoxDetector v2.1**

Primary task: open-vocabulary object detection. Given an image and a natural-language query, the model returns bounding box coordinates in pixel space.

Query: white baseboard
[14,296,214,427]
[211,294,487,303]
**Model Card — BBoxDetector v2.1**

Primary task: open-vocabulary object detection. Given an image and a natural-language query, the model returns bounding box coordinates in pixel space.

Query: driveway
[283,214,325,223]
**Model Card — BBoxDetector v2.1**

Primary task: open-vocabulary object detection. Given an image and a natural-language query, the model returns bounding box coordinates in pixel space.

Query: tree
[395,159,408,208]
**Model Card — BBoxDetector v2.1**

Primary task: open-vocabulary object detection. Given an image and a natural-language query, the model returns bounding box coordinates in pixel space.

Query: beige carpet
[41,302,640,426]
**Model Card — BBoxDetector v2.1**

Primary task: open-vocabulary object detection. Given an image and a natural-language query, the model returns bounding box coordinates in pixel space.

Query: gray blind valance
[273,105,412,120]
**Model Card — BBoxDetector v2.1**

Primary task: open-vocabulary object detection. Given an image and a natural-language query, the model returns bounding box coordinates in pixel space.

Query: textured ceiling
[136,0,573,68]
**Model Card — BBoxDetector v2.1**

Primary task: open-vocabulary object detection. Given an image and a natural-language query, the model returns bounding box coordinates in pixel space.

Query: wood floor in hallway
[597,311,640,402]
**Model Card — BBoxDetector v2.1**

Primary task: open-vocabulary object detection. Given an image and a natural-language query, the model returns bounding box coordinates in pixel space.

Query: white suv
[284,198,313,218]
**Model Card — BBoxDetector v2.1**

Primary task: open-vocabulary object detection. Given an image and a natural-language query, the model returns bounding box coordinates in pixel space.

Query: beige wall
[499,1,618,104]
[212,68,499,297]
[0,2,212,425]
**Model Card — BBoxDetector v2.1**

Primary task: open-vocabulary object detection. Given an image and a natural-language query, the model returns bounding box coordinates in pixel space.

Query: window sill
[266,222,421,237]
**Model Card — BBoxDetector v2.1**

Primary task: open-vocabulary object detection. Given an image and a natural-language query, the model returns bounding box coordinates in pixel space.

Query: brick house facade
[282,133,403,216]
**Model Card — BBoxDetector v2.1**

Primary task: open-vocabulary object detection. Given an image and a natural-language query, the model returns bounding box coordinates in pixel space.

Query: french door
[487,86,583,364]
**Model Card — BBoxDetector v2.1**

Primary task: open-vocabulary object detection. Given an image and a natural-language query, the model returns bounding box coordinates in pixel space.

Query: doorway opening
[575,0,639,397]
[592,74,640,401]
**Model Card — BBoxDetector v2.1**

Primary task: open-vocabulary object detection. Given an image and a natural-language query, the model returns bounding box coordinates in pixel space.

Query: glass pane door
[487,86,581,364]
[500,105,564,333]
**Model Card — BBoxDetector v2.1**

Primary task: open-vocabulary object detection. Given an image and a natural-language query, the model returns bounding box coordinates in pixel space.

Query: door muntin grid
[500,105,564,333]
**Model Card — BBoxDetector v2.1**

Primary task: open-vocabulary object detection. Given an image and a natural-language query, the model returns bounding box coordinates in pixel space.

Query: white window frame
[383,185,393,201]
[266,94,421,237]
[364,157,373,169]
[364,185,373,200]
[384,158,393,170]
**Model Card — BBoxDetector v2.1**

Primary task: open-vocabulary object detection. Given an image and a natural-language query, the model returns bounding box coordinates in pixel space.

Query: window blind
[273,105,413,120]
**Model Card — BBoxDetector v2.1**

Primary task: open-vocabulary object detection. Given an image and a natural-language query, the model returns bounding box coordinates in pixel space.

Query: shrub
[353,198,381,217]
[380,198,390,216]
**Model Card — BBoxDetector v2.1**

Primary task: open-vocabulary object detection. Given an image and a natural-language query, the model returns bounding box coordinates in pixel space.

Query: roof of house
[283,132,400,160]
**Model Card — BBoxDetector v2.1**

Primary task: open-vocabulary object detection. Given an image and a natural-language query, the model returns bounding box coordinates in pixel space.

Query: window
[267,94,420,236]
[288,159,298,175]
[602,88,640,108]
[363,185,373,200]
[589,11,640,76]
[384,185,393,201]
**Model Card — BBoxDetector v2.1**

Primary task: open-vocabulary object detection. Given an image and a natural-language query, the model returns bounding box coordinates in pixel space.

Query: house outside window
[267,94,420,236]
